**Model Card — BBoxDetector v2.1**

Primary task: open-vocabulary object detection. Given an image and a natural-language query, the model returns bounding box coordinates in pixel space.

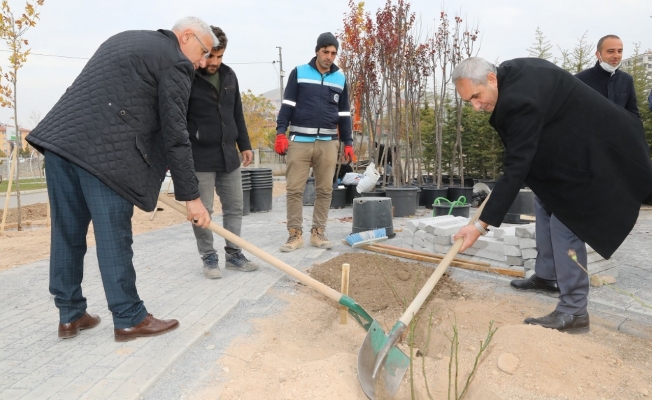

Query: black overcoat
[480,58,652,258]
[27,30,199,211]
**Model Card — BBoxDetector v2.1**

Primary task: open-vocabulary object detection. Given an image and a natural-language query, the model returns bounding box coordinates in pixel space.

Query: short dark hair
[211,26,227,51]
[597,35,620,52]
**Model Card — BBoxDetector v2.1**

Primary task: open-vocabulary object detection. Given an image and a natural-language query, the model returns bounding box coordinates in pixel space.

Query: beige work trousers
[285,140,339,230]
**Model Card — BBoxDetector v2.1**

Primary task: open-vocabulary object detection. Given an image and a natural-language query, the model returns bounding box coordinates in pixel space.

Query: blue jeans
[45,151,148,329]
[192,170,244,258]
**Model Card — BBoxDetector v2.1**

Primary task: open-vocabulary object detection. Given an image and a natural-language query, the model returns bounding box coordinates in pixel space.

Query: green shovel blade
[357,320,410,399]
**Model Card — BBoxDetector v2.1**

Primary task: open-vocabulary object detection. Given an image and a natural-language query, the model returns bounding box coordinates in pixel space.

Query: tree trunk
[13,77,21,231]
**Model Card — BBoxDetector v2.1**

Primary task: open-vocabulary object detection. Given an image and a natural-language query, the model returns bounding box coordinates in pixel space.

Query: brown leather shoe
[58,312,101,339]
[114,313,179,342]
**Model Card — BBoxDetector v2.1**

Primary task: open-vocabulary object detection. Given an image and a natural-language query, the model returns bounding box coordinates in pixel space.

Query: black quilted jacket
[27,29,199,211]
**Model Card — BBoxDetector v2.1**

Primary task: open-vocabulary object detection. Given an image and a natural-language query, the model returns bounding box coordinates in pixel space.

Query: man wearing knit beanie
[274,32,355,252]
[315,32,339,52]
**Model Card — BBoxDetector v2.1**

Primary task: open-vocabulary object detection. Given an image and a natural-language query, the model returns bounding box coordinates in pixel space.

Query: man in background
[187,26,259,279]
[274,32,355,252]
[510,34,640,307]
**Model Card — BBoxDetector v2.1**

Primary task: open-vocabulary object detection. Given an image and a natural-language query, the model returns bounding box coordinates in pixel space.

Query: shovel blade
[357,320,410,399]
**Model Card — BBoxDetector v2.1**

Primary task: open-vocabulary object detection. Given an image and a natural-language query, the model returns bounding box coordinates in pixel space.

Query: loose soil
[4,184,652,399]
[191,253,652,400]
[0,182,286,271]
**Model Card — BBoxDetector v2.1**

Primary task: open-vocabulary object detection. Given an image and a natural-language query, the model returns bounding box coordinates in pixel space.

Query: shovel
[157,193,375,330]
[357,194,491,399]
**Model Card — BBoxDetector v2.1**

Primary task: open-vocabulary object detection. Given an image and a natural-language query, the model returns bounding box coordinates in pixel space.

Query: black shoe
[524,310,590,333]
[510,274,560,293]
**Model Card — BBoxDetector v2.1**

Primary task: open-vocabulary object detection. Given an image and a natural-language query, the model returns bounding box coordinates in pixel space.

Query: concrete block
[515,224,536,238]
[402,237,414,247]
[518,238,537,249]
[414,230,427,240]
[432,235,452,245]
[413,237,425,248]
[470,237,505,254]
[435,244,451,254]
[503,235,520,246]
[525,269,536,278]
[422,216,468,232]
[504,245,522,257]
[433,221,467,237]
[493,226,516,240]
[422,233,436,250]
[524,259,536,270]
[521,248,538,259]
[406,219,424,233]
[462,246,509,262]
[506,256,524,266]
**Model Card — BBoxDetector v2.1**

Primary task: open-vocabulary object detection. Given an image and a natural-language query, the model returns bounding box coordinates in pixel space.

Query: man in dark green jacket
[187,26,258,279]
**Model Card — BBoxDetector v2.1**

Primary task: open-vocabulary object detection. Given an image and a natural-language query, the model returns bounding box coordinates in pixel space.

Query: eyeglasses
[193,33,211,59]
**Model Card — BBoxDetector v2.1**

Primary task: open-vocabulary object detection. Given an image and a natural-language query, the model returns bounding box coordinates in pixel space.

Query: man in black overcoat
[451,57,652,332]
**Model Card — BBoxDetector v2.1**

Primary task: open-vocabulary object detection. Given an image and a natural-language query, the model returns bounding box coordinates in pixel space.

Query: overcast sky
[1,0,650,128]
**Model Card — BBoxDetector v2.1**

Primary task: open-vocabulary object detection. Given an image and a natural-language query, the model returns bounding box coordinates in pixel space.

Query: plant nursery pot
[352,197,395,238]
[447,186,473,204]
[423,187,449,209]
[503,188,535,224]
[345,184,362,205]
[433,203,471,218]
[303,177,316,206]
[384,187,418,217]
[330,187,347,209]
[361,188,385,197]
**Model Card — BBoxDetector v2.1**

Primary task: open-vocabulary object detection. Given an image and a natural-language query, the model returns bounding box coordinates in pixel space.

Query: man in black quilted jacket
[186,26,259,279]
[26,17,217,342]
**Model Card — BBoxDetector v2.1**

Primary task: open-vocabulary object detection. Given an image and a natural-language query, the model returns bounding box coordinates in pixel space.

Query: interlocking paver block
[515,224,536,238]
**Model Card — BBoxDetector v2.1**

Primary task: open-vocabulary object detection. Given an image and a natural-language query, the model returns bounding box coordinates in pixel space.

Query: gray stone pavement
[1,194,651,399]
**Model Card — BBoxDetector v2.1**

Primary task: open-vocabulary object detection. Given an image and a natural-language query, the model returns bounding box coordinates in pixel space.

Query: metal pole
[276,46,284,102]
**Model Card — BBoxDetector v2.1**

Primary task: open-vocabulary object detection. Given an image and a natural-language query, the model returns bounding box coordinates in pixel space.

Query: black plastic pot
[330,187,347,209]
[345,184,362,205]
[423,187,449,209]
[303,177,316,206]
[503,189,535,224]
[433,203,471,218]
[361,188,385,197]
[352,197,395,238]
[384,187,418,217]
[447,186,473,204]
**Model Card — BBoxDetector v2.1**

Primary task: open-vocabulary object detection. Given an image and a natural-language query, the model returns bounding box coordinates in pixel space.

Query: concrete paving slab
[1,196,651,400]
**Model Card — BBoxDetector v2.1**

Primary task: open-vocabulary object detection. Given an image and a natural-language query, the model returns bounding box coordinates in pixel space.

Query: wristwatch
[474,220,489,236]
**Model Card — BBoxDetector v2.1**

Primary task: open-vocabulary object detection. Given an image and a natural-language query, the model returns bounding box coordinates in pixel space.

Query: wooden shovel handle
[157,194,343,302]
[398,194,491,326]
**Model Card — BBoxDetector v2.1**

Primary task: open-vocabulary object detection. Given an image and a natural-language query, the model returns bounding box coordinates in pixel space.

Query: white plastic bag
[356,162,380,193]
[342,172,363,185]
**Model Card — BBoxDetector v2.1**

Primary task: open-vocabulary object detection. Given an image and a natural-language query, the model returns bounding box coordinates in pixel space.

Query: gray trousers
[534,196,589,315]
[192,170,244,258]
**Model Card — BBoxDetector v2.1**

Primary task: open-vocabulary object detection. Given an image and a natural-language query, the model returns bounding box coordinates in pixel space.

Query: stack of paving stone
[401,215,618,277]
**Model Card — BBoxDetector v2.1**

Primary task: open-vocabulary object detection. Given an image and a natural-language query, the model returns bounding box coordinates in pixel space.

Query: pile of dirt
[0,203,48,225]
[205,253,652,400]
